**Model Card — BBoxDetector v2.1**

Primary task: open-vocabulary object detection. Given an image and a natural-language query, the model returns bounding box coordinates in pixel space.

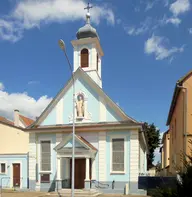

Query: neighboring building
[26,10,148,195]
[166,70,192,174]
[0,110,34,189]
[159,130,170,176]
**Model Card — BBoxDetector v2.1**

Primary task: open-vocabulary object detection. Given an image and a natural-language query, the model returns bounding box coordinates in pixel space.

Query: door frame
[70,158,86,189]
[10,161,22,188]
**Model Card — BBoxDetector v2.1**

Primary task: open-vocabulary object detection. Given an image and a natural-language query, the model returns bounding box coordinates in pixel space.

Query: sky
[0,0,192,163]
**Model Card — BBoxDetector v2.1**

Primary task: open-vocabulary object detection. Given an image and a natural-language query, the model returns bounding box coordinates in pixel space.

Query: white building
[26,9,148,195]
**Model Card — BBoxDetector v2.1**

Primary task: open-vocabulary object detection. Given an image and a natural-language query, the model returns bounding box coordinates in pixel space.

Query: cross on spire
[84,2,93,13]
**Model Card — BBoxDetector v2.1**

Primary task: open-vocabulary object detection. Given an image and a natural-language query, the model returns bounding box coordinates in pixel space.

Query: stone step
[51,189,101,197]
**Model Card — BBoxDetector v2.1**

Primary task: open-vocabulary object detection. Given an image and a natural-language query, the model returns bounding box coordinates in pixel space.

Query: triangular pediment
[54,134,97,152]
[29,68,138,128]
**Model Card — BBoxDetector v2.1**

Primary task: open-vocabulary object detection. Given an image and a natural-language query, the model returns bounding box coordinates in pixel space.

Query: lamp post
[58,39,75,197]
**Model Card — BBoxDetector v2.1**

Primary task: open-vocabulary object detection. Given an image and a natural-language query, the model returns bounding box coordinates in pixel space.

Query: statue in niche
[76,94,84,117]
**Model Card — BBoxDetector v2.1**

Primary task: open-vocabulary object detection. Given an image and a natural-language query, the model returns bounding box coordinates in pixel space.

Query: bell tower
[71,3,104,88]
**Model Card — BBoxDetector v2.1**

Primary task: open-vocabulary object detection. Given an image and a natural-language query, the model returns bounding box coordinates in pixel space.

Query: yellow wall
[169,90,184,174]
[0,123,29,154]
[161,132,170,176]
[184,77,192,156]
[168,75,192,174]
[163,133,170,168]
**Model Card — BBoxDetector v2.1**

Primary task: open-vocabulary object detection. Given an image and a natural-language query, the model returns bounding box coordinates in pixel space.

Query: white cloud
[144,35,184,60]
[145,1,156,11]
[159,15,181,27]
[170,0,190,16]
[145,0,160,11]
[125,17,151,36]
[28,81,40,85]
[165,17,181,26]
[188,28,192,34]
[164,0,170,7]
[0,82,4,91]
[0,0,115,42]
[0,86,52,120]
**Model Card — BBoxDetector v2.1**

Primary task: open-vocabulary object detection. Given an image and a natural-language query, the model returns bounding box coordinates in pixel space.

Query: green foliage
[149,187,177,197]
[143,122,160,168]
[150,140,192,197]
[176,140,192,197]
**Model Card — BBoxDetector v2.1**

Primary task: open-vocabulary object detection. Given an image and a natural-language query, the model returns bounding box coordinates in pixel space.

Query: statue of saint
[76,94,84,117]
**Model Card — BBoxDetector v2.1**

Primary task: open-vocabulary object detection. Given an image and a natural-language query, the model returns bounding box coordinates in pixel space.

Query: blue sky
[0,0,192,161]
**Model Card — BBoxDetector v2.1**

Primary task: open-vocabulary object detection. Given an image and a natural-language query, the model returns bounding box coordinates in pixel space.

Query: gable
[65,139,85,148]
[106,105,123,121]
[62,77,100,123]
[33,68,137,127]
[41,108,56,126]
[54,134,97,151]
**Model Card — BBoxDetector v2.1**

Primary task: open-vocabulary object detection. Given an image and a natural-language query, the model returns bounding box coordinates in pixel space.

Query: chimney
[14,109,20,126]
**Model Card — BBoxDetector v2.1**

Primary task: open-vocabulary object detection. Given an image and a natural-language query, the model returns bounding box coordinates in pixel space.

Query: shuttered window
[41,141,51,171]
[81,48,89,68]
[112,138,124,172]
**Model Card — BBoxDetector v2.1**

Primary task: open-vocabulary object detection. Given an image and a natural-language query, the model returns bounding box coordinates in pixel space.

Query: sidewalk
[0,191,149,197]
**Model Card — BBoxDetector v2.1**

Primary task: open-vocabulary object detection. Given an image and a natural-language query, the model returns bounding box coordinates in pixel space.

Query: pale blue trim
[65,140,83,148]
[37,133,56,189]
[106,105,123,122]
[0,154,28,189]
[106,131,130,182]
[63,77,99,123]
[41,108,56,126]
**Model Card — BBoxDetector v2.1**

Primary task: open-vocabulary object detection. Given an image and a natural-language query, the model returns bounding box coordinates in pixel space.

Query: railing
[0,177,23,197]
[91,180,109,189]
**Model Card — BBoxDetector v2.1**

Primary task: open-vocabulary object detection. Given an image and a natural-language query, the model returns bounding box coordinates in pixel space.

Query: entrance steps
[51,189,101,197]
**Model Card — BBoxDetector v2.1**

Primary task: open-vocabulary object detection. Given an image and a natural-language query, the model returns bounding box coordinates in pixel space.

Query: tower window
[81,48,89,68]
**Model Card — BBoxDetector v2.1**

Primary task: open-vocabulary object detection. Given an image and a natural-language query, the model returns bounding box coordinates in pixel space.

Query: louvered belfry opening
[81,48,89,68]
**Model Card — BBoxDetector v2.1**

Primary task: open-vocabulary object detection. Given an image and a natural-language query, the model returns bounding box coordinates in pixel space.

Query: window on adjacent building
[81,48,89,68]
[40,141,51,172]
[40,174,50,183]
[111,138,125,172]
[0,163,6,173]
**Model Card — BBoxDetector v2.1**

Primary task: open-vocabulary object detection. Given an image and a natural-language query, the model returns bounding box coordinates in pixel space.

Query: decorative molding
[130,131,139,182]
[68,90,92,123]
[109,135,127,174]
[99,132,106,181]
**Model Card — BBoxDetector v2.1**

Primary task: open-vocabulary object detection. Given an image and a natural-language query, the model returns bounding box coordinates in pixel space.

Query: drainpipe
[177,83,188,161]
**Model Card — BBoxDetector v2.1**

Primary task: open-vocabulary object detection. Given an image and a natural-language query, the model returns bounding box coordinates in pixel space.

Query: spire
[76,2,98,40]
[84,3,93,24]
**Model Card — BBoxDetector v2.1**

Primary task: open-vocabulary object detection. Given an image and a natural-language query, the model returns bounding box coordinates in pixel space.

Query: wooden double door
[13,163,20,187]
[70,159,85,189]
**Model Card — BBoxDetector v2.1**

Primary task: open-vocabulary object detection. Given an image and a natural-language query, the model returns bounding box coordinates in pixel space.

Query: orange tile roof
[0,116,14,126]
[19,115,34,127]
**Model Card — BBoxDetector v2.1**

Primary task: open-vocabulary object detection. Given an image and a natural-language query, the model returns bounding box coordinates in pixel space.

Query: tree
[151,140,192,197]
[143,122,160,169]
